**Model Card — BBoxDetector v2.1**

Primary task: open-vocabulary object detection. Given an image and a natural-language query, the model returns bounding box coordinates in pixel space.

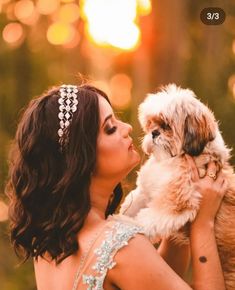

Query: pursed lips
[128,139,133,149]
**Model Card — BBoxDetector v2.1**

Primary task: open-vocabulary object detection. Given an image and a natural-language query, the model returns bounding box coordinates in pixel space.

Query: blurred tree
[0,223,36,290]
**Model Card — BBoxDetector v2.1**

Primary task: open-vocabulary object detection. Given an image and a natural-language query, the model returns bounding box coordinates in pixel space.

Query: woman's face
[94,96,140,180]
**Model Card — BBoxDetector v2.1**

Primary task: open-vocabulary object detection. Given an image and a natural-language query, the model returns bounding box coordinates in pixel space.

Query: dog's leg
[136,205,198,244]
[135,207,165,243]
[119,188,148,217]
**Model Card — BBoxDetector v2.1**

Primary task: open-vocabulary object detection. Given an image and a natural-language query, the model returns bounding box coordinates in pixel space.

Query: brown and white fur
[120,84,235,289]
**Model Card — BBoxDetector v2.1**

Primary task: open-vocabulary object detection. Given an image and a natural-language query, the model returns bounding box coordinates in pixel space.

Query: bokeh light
[88,75,133,108]
[1,0,151,49]
[63,30,80,48]
[14,0,39,25]
[2,22,25,46]
[6,2,16,20]
[56,3,80,23]
[91,80,111,96]
[0,0,11,11]
[60,0,74,3]
[137,0,152,16]
[37,0,59,15]
[14,0,34,21]
[109,73,132,109]
[47,22,76,45]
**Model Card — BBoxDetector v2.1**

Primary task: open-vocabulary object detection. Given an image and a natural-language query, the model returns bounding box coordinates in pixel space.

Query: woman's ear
[182,114,216,156]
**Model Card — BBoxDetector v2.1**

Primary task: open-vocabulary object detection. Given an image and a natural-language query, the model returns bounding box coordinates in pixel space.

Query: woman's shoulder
[106,213,154,257]
[106,215,164,289]
[107,213,145,232]
[107,217,190,290]
[98,213,146,259]
[105,214,147,248]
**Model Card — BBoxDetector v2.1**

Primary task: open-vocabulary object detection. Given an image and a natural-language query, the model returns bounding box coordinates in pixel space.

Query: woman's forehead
[98,96,113,120]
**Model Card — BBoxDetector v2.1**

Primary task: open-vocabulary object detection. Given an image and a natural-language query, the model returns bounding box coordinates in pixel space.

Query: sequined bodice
[73,214,144,290]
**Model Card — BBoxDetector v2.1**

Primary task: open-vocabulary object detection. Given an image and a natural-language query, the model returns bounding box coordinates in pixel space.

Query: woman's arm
[188,159,227,290]
[109,160,227,290]
[190,221,225,290]
[108,233,192,290]
[157,237,190,278]
[110,222,224,290]
[157,158,227,288]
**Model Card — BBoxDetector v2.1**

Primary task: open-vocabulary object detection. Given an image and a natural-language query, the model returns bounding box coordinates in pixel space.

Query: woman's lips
[129,143,134,149]
[128,142,136,150]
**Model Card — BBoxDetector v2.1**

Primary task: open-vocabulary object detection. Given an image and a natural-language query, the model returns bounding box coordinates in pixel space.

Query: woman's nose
[122,122,132,137]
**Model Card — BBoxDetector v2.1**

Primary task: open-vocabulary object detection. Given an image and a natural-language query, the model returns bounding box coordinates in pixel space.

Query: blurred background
[0,0,235,289]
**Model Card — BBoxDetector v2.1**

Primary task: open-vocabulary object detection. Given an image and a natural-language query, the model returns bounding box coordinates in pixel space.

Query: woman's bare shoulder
[108,234,191,290]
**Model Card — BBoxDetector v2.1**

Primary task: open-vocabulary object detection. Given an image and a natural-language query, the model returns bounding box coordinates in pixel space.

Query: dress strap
[82,214,144,290]
[72,222,108,290]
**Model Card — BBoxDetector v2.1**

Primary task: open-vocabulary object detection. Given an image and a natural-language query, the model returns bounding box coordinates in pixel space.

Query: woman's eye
[105,126,117,135]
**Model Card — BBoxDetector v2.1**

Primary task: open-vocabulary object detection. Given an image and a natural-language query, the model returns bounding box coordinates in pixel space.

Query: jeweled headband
[58,84,78,150]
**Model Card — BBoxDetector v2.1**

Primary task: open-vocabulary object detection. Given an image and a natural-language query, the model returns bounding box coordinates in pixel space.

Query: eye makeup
[104,115,117,135]
[105,125,117,135]
[103,113,120,135]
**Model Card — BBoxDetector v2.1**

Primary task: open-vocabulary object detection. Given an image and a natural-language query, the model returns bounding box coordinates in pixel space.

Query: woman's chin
[130,152,141,169]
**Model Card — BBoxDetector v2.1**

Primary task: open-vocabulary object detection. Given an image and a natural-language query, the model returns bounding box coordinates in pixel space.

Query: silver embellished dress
[72,214,145,290]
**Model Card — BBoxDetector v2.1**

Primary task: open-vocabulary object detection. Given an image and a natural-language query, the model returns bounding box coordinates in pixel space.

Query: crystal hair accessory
[58,84,78,149]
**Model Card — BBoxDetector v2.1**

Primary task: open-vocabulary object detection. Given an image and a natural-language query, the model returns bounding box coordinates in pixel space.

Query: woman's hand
[185,155,227,290]
[185,155,228,228]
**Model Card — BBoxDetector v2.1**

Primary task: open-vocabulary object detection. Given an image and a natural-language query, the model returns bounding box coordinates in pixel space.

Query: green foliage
[0,223,36,290]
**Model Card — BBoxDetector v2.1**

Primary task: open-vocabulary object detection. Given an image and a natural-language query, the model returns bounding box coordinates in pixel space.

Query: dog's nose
[152,130,160,139]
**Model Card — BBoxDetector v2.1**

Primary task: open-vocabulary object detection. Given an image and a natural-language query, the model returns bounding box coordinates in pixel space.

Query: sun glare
[1,0,152,49]
[137,0,152,16]
[82,0,145,50]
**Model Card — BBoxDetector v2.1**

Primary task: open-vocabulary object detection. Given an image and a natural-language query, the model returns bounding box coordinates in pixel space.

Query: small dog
[120,84,235,289]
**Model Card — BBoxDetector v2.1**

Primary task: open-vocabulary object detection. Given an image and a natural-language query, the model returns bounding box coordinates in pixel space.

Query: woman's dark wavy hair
[5,84,123,264]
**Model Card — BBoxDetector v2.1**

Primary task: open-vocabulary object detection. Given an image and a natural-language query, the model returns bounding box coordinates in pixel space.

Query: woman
[6,84,227,290]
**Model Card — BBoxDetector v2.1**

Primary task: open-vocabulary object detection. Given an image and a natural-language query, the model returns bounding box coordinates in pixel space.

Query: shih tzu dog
[120,84,235,289]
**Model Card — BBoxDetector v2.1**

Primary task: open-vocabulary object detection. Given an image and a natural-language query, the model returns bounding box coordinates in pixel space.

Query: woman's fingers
[216,171,224,184]
[185,156,227,198]
[185,154,199,182]
[216,172,228,194]
[206,162,217,180]
[221,179,228,193]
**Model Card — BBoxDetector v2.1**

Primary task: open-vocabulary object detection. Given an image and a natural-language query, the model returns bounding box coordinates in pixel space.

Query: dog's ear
[183,114,216,156]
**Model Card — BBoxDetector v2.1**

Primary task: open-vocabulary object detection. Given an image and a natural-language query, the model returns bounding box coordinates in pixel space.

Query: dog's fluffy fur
[120,84,235,289]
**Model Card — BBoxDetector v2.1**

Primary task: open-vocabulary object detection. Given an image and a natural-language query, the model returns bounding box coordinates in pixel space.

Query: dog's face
[139,84,217,161]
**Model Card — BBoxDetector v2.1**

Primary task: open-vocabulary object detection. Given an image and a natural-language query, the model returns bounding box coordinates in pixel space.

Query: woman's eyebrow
[102,114,112,127]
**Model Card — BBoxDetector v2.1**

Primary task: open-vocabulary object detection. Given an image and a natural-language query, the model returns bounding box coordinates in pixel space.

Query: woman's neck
[89,176,117,220]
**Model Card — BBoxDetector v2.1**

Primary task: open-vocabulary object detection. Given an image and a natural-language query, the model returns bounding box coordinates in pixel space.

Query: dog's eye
[161,123,171,130]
